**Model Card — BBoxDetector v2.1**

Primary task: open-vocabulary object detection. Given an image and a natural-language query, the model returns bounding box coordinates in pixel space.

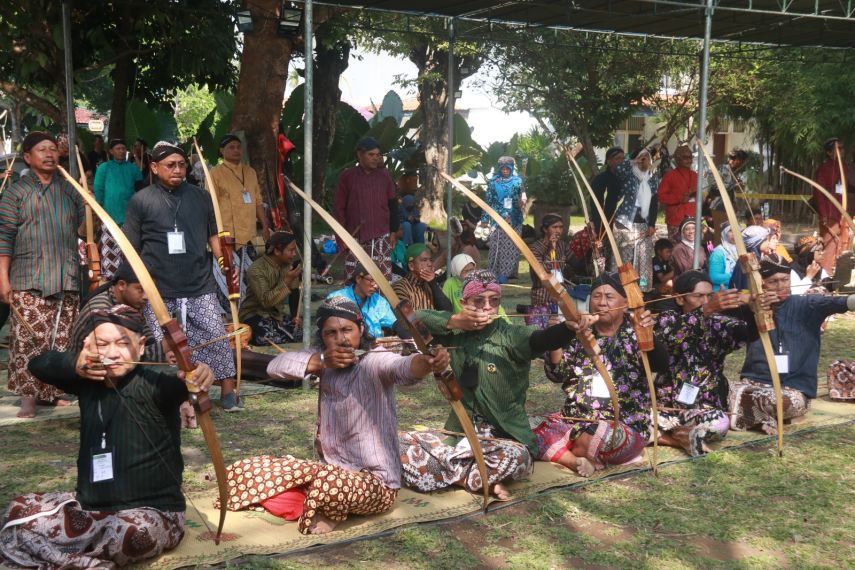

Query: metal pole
[446,19,455,271]
[61,0,78,179]
[693,0,713,268]
[301,0,313,374]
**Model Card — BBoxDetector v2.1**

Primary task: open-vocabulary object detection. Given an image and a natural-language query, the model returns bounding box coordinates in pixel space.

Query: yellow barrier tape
[736,192,812,201]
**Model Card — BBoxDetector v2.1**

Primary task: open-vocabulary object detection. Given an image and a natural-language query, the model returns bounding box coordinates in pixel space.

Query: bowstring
[87,306,216,537]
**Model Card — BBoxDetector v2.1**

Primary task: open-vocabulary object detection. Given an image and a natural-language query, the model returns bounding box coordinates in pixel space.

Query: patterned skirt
[728,378,810,433]
[143,293,236,381]
[99,226,124,281]
[656,407,730,456]
[586,420,647,466]
[8,291,79,401]
[529,413,576,462]
[344,234,392,281]
[611,222,654,292]
[0,492,184,568]
[487,225,521,278]
[398,429,532,493]
[216,455,397,535]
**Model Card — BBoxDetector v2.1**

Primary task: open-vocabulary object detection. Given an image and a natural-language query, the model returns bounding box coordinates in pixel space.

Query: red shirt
[333,165,396,242]
[813,159,852,223]
[657,167,699,227]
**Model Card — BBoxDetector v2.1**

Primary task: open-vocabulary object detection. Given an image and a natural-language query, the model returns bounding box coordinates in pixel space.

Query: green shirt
[239,254,292,322]
[417,310,539,454]
[93,159,143,225]
[29,351,187,512]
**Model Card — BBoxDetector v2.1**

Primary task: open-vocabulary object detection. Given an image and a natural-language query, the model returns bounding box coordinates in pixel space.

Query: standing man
[590,147,624,236]
[123,141,241,411]
[94,138,143,280]
[333,137,399,280]
[708,149,748,245]
[658,145,698,241]
[209,134,271,305]
[814,137,853,273]
[0,132,84,418]
[84,134,108,177]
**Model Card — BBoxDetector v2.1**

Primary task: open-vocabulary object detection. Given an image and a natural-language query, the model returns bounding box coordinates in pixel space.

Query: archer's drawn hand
[180,362,215,392]
[705,289,742,314]
[76,337,108,382]
[323,346,359,369]
[566,313,598,333]
[636,309,655,329]
[426,347,450,372]
[757,290,780,311]
[449,307,491,331]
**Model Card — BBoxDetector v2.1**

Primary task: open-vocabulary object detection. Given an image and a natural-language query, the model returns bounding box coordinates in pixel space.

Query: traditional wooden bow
[74,146,102,293]
[562,146,602,276]
[439,171,622,446]
[780,167,855,239]
[286,181,491,511]
[564,155,661,474]
[835,146,851,251]
[698,142,785,456]
[192,138,243,402]
[57,165,230,543]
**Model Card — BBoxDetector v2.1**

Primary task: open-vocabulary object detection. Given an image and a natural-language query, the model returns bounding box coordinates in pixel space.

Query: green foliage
[124,99,177,146]
[194,92,234,153]
[173,85,215,142]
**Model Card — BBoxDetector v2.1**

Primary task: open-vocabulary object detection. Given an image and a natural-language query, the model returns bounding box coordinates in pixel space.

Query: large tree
[0,0,237,137]
[356,15,483,222]
[488,31,673,174]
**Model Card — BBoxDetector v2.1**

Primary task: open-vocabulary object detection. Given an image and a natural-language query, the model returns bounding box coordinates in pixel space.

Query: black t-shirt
[123,180,218,298]
[652,257,673,280]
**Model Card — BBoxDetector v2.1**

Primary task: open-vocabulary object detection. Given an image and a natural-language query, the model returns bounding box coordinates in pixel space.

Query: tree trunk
[311,21,350,207]
[579,123,600,177]
[231,0,299,209]
[108,53,133,140]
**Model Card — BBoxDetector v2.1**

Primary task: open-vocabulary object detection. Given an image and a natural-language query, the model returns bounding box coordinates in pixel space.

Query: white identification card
[553,269,564,283]
[775,354,790,374]
[92,451,114,482]
[676,382,700,406]
[590,372,610,399]
[167,231,186,254]
[242,191,252,204]
[835,182,844,195]
[503,196,512,209]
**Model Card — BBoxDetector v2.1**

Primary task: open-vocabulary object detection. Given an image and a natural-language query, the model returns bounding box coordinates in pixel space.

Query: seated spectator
[327,263,407,339]
[671,218,707,277]
[762,219,792,262]
[399,194,427,246]
[708,222,738,291]
[652,238,675,294]
[391,244,453,311]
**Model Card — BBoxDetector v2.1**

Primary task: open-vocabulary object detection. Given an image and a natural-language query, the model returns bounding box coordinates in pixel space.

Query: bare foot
[308,512,339,535]
[575,457,596,478]
[36,399,73,407]
[761,423,778,436]
[17,397,36,419]
[491,482,511,501]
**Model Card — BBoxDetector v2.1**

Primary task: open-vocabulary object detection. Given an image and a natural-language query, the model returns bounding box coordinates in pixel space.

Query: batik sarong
[0,492,184,569]
[212,245,254,313]
[143,292,236,381]
[728,378,810,433]
[656,407,730,456]
[612,222,654,292]
[344,234,393,281]
[216,455,397,535]
[8,290,79,402]
[586,420,647,466]
[530,413,575,461]
[398,428,532,493]
[245,315,301,345]
[487,225,521,279]
[99,226,124,281]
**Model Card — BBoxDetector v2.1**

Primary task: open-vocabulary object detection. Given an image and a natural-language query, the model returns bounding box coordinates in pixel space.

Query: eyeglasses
[159,161,187,171]
[468,296,501,309]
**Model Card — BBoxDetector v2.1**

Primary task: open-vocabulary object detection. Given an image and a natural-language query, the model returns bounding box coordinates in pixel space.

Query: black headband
[151,141,188,162]
[591,272,626,298]
[316,297,363,330]
[81,305,146,338]
[22,131,57,153]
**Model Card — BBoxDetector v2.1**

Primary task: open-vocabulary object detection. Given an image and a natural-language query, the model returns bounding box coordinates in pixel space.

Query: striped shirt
[0,172,84,297]
[267,349,421,489]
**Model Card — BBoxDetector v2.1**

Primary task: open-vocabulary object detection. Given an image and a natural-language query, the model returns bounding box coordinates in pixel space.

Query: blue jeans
[401,221,427,246]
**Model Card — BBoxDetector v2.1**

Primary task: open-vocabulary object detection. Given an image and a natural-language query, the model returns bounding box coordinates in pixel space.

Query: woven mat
[146,396,855,569]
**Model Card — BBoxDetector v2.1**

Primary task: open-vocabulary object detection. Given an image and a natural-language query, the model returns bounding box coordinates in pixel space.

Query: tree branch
[0,81,61,123]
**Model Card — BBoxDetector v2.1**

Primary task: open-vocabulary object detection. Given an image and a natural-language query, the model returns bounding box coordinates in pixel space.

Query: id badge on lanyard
[92,402,115,483]
[242,191,252,204]
[676,382,700,406]
[167,225,186,254]
[588,369,610,399]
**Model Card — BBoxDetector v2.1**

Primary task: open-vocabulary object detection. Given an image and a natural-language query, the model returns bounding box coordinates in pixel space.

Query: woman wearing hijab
[478,157,525,283]
[613,148,660,291]
[728,225,776,290]
[671,217,708,277]
[708,222,738,290]
[442,253,477,314]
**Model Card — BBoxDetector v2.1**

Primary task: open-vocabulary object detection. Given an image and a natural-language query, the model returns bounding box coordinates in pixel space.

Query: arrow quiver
[218,232,240,300]
[741,252,775,333]
[394,301,464,402]
[618,263,654,351]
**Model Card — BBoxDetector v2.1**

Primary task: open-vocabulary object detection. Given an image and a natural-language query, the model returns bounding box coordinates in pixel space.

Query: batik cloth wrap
[8,290,79,401]
[212,244,256,313]
[529,413,575,461]
[0,492,184,569]
[98,225,124,281]
[655,408,730,457]
[245,315,301,345]
[344,234,392,281]
[728,378,810,433]
[398,427,532,493]
[610,221,654,292]
[828,360,855,401]
[487,225,521,279]
[143,292,236,380]
[216,455,397,535]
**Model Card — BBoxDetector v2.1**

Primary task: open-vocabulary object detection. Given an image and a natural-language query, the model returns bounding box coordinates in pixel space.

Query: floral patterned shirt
[654,307,753,410]
[545,316,661,440]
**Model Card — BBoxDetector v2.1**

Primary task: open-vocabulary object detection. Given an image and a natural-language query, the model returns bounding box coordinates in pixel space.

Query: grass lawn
[1,278,853,568]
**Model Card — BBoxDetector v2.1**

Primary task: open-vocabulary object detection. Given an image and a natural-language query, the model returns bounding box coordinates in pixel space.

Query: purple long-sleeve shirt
[267,349,421,489]
[332,166,397,242]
